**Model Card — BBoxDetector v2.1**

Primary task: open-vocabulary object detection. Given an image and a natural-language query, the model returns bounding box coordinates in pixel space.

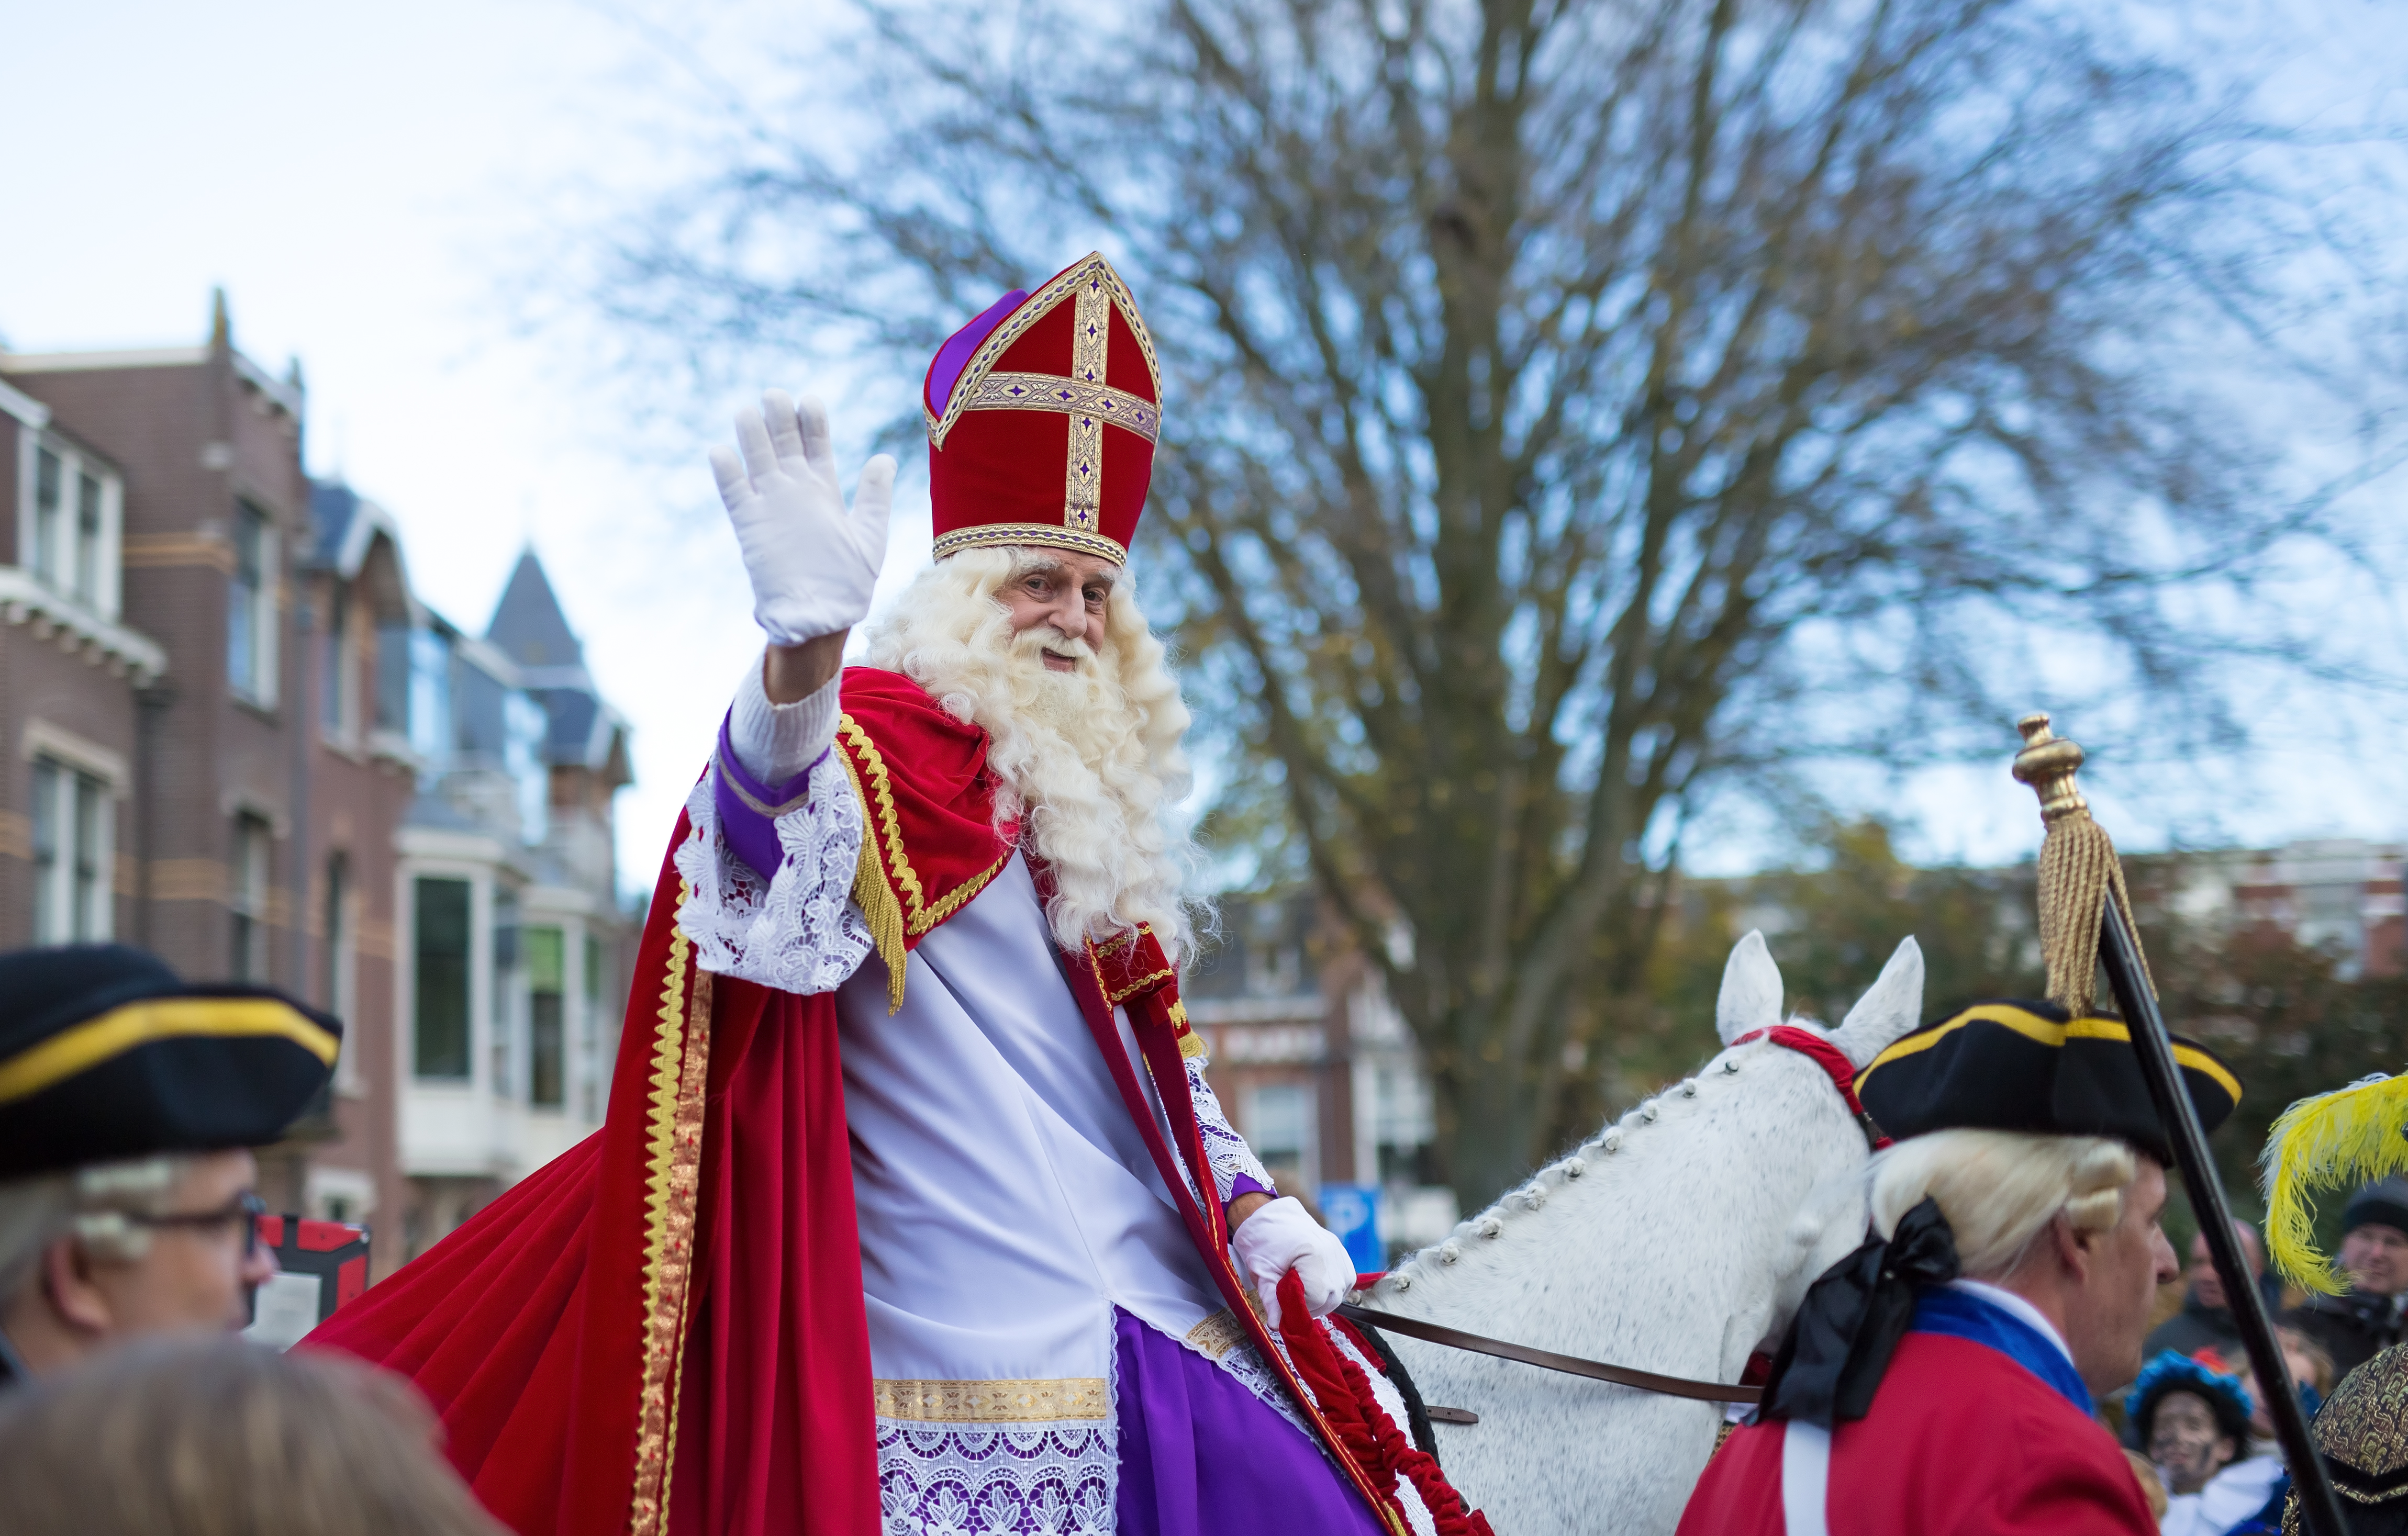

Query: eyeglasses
[124,1192,269,1256]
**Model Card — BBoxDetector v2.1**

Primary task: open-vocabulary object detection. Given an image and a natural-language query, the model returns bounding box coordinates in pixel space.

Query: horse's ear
[1716,930,1783,1046]
[1826,936,1926,1070]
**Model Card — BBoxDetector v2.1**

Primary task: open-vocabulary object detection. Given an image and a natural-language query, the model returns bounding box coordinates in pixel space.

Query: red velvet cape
[307,822,876,1536]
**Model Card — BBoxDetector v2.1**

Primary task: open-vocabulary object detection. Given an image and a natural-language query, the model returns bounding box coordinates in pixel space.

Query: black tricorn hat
[0,944,341,1180]
[1854,998,2239,1164]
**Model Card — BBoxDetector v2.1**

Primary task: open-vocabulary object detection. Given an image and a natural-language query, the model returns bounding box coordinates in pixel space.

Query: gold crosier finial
[2010,712,2153,1014]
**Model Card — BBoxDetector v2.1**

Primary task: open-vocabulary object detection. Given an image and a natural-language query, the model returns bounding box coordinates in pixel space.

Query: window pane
[228,504,264,696]
[323,851,348,1008]
[72,775,104,941]
[30,760,59,943]
[229,816,269,981]
[375,621,411,733]
[530,992,565,1107]
[1245,1083,1311,1166]
[414,878,473,1079]
[526,925,564,1108]
[32,449,60,583]
[322,586,351,730]
[74,474,102,602]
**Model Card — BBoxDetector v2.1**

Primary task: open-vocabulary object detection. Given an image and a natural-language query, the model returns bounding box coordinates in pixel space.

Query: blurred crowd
[2121,1181,2408,1535]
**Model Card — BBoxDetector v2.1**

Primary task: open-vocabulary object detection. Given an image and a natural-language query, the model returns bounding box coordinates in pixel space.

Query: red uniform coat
[1679,1331,2156,1536]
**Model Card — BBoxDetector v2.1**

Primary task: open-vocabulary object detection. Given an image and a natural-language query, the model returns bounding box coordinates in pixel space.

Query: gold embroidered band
[1062,275,1112,537]
[873,1377,1110,1422]
[929,523,1129,565]
[963,372,1159,444]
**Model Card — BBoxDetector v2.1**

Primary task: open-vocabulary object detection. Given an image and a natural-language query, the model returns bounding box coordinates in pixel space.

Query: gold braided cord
[2261,1073,2408,1293]
[2034,813,2155,1014]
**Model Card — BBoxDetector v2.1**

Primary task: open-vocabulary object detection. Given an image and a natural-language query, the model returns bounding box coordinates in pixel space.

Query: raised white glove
[1230,1196,1354,1329]
[707,390,896,647]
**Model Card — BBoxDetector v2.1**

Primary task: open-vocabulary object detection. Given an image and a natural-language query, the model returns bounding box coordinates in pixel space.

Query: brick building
[1186,895,1460,1258]
[2,295,631,1277]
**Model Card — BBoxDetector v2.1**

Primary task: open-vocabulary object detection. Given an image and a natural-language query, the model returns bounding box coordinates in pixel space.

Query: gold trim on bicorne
[1855,1003,2244,1104]
[627,909,713,1536]
[0,997,340,1104]
[873,1378,1110,1423]
[923,253,1163,453]
[835,714,1013,1014]
[1183,1309,1248,1363]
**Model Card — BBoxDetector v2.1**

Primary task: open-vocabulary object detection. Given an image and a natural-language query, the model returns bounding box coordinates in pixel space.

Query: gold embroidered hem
[1184,1309,1248,1363]
[873,1377,1110,1423]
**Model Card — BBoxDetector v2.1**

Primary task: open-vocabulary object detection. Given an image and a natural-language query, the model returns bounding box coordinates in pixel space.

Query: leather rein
[1337,1027,1889,1410]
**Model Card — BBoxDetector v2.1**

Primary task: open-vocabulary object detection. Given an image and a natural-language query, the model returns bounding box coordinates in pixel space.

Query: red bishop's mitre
[922,252,1162,566]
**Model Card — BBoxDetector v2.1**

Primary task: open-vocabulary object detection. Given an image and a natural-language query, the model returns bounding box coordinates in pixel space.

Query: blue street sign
[1319,1182,1383,1273]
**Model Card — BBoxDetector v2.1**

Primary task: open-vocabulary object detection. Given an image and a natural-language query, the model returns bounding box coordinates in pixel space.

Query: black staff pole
[2014,715,2347,1536]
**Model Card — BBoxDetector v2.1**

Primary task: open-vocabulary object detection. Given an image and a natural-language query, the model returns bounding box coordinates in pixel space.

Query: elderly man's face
[2341,1222,2408,1297]
[84,1150,274,1338]
[2149,1389,2238,1494]
[2061,1157,2180,1395]
[998,553,1117,672]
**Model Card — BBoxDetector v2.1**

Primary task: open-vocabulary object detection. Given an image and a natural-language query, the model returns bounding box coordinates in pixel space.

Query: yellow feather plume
[2261,1071,2408,1294]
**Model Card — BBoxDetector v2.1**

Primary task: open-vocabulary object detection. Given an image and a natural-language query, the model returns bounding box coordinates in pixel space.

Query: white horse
[1356,931,1927,1536]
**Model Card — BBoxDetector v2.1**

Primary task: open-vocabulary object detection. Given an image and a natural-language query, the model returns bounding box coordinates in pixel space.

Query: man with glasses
[0,944,339,1385]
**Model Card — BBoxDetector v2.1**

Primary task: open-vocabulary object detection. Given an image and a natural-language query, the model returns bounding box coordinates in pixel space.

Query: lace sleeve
[1188,1052,1275,1204]
[673,753,875,994]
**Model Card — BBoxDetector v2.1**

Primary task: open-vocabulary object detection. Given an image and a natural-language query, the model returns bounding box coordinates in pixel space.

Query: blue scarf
[1911,1284,2092,1415]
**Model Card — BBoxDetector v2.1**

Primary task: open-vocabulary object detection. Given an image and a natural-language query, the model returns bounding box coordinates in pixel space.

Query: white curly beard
[861,548,1203,960]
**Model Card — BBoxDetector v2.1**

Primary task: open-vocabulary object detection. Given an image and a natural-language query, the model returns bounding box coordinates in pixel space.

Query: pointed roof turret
[485,550,629,780]
[486,550,587,679]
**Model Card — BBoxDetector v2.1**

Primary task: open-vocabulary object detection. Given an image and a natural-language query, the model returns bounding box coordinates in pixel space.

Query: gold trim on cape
[872,1377,1110,1423]
[627,911,712,1536]
[836,713,1012,1013]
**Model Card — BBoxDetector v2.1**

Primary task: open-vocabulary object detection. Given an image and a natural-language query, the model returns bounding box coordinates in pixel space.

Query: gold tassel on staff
[2009,713,2351,1536]
[2010,714,2155,1013]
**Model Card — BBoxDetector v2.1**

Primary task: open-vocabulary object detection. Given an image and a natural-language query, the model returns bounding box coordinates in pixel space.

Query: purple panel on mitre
[923,287,1031,421]
[711,711,821,883]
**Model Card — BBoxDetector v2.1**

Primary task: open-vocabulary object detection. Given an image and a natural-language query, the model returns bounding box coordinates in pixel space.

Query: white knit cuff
[728,656,841,785]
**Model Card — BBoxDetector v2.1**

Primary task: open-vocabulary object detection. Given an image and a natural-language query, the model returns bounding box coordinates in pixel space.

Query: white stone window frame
[14,427,124,624]
[21,719,125,946]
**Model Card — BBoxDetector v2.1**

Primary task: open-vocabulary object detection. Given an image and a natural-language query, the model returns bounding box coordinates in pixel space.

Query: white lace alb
[876,1419,1116,1536]
[674,756,874,995]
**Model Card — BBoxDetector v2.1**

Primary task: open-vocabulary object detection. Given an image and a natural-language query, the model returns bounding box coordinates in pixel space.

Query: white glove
[1231,1196,1354,1329]
[707,390,896,647]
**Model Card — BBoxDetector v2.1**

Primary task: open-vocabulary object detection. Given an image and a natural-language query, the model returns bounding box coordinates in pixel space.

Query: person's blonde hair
[0,1336,507,1536]
[863,545,1203,957]
[1867,1128,2138,1279]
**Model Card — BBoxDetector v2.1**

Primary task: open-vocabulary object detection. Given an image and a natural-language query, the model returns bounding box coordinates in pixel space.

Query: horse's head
[1709,929,1928,1371]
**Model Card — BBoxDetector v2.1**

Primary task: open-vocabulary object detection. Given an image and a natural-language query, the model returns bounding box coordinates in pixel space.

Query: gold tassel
[2260,1073,2408,1293]
[2014,715,2155,1013]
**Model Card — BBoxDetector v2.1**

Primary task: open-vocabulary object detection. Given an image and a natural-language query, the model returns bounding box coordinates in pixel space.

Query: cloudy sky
[5,0,2404,889]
